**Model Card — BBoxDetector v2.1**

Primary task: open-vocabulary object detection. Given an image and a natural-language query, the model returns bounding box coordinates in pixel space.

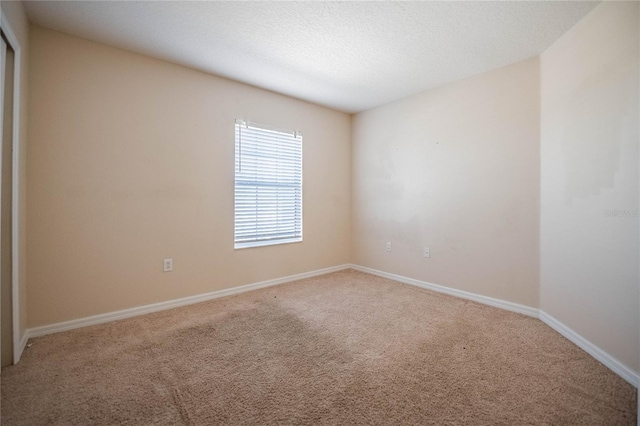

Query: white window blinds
[234,120,303,249]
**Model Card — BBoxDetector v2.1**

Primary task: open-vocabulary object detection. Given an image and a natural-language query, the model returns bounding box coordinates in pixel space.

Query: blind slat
[234,121,303,248]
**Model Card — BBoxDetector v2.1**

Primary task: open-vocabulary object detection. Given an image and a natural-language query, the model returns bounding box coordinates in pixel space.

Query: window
[234,120,303,249]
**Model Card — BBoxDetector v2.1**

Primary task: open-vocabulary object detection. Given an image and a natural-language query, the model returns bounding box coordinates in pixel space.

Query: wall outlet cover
[163,258,173,272]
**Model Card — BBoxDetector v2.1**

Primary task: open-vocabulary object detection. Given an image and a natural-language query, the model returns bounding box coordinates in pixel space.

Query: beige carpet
[1,269,636,425]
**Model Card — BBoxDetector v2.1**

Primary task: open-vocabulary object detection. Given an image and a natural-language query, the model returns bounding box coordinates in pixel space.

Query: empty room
[0,0,638,424]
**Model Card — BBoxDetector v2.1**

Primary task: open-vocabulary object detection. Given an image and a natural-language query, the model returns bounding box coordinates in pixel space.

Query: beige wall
[1,0,29,356]
[352,57,540,308]
[540,1,639,372]
[27,26,351,327]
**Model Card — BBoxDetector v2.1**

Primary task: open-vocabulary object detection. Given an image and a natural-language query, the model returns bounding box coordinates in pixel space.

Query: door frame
[1,13,23,364]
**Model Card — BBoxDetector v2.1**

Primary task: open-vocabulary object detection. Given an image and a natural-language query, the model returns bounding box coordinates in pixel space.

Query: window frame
[234,119,304,250]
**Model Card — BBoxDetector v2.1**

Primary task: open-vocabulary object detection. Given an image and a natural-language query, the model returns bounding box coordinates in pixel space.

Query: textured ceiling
[23,1,599,113]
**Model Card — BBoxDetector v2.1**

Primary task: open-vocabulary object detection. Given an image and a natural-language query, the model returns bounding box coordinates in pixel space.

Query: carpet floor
[1,269,636,425]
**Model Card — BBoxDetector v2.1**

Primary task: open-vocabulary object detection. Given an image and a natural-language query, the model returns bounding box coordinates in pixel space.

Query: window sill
[234,238,303,250]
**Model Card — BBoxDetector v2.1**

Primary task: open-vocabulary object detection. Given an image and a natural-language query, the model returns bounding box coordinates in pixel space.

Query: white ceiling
[23,1,599,113]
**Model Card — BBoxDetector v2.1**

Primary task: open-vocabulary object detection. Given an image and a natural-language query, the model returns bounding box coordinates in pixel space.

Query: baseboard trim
[21,262,639,389]
[350,264,539,317]
[539,311,638,388]
[26,264,351,340]
[350,264,638,388]
[14,331,29,364]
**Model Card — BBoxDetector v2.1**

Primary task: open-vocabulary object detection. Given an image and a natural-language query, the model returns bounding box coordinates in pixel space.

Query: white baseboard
[539,311,639,388]
[20,262,639,389]
[351,263,638,388]
[25,264,351,340]
[349,264,539,317]
[12,331,29,364]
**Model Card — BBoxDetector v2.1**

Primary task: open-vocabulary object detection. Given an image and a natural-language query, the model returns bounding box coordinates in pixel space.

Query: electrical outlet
[386,242,392,252]
[163,258,173,272]
[423,247,430,258]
